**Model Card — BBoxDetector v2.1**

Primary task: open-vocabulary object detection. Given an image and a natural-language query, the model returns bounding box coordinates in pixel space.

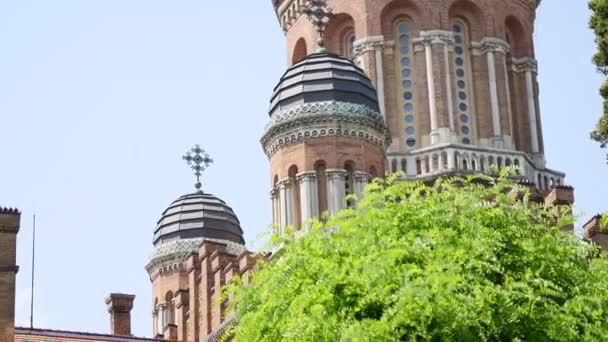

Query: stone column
[481,38,509,148]
[419,30,455,144]
[279,180,293,230]
[270,188,280,228]
[523,60,540,154]
[443,41,455,132]
[354,36,386,118]
[353,171,370,202]
[298,172,319,226]
[423,37,439,144]
[326,169,346,216]
[375,44,386,117]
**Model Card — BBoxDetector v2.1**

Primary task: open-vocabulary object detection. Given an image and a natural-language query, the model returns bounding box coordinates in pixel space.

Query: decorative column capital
[296,171,317,182]
[326,169,347,179]
[480,37,510,54]
[270,188,279,197]
[353,36,386,59]
[278,178,292,189]
[512,57,538,73]
[353,171,371,182]
[417,30,454,47]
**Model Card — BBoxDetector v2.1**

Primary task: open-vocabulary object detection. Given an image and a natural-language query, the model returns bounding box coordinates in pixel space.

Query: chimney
[0,207,20,342]
[544,185,575,231]
[105,293,135,336]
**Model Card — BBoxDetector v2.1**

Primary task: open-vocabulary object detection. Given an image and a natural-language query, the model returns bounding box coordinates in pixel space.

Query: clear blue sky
[0,0,605,338]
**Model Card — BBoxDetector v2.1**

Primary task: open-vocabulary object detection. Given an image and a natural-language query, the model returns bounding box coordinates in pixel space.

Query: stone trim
[261,101,391,158]
[511,57,538,73]
[480,37,510,54]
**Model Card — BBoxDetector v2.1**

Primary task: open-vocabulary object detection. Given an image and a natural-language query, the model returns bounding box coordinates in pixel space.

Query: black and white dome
[153,191,244,246]
[269,52,380,116]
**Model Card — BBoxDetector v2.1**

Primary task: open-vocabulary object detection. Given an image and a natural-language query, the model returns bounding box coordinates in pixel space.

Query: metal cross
[303,0,335,50]
[182,144,213,191]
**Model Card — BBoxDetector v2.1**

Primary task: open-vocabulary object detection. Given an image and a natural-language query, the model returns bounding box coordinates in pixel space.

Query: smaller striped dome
[153,191,244,246]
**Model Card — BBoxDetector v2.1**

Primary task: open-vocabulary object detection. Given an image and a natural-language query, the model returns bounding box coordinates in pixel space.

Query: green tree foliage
[229,175,608,341]
[590,0,608,161]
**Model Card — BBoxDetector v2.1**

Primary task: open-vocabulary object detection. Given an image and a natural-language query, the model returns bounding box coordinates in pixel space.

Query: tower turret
[262,52,390,232]
[272,0,564,191]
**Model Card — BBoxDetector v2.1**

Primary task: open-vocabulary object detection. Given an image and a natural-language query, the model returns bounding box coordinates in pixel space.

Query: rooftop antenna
[182,144,213,192]
[29,212,36,329]
[303,0,335,52]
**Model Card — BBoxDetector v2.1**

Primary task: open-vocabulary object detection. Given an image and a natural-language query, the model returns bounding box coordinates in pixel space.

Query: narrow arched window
[395,20,417,149]
[451,19,474,145]
[344,162,355,208]
[343,30,356,60]
[315,161,328,216]
[165,291,175,327]
[288,165,302,229]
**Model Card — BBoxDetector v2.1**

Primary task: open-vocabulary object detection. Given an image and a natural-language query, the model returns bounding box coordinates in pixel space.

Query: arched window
[451,19,474,145]
[344,162,355,208]
[343,30,356,60]
[315,161,328,216]
[288,165,302,229]
[395,20,417,149]
[292,38,308,64]
[369,166,378,178]
[165,291,175,327]
[391,159,398,173]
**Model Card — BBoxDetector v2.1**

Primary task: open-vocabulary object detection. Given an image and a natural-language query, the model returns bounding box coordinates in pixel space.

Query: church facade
[1,1,607,342]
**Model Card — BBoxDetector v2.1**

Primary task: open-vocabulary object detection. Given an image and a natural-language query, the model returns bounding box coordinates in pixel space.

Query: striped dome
[269,52,379,116]
[153,191,244,246]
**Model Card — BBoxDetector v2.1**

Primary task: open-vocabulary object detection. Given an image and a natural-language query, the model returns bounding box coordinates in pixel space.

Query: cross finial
[182,144,213,191]
[303,0,336,51]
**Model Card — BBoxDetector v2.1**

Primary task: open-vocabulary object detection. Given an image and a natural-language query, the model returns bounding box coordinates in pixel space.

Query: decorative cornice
[146,238,246,279]
[265,101,385,131]
[0,207,20,215]
[261,101,391,157]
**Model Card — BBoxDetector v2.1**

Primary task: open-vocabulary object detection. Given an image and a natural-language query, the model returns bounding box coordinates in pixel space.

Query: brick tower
[146,146,257,341]
[271,0,564,191]
[261,51,391,232]
[0,207,20,342]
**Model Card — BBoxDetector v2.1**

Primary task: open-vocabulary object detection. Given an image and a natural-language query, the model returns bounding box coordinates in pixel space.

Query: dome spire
[182,144,213,191]
[303,0,335,52]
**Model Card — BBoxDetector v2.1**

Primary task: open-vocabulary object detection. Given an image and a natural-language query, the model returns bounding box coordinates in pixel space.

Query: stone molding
[479,37,510,54]
[326,169,347,179]
[353,35,385,56]
[296,171,317,182]
[265,101,385,131]
[146,238,246,280]
[261,101,391,157]
[353,171,371,182]
[417,30,454,46]
[511,57,538,73]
